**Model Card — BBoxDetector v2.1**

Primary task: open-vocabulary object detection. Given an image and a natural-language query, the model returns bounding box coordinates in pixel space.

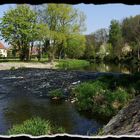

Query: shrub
[56,59,90,69]
[72,80,130,117]
[48,89,64,99]
[73,81,108,111]
[8,117,65,136]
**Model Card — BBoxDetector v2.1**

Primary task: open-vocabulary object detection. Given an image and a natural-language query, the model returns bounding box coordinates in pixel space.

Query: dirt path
[0,62,58,70]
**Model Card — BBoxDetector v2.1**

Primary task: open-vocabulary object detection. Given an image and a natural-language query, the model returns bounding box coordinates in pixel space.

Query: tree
[98,43,113,60]
[37,4,86,62]
[122,15,140,60]
[65,34,86,59]
[109,20,123,59]
[84,34,96,59]
[94,28,109,47]
[0,5,37,61]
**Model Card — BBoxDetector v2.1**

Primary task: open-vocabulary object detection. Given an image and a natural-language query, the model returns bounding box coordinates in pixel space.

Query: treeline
[0,4,140,64]
[0,4,86,61]
[85,16,140,64]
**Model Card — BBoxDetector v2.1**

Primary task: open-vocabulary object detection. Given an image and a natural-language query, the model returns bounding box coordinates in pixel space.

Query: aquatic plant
[8,117,65,136]
[48,89,64,99]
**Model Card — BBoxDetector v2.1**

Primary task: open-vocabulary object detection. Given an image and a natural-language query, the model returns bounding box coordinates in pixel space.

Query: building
[0,42,7,57]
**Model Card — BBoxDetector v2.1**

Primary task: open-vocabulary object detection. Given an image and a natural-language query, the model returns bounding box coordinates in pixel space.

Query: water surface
[0,91,105,136]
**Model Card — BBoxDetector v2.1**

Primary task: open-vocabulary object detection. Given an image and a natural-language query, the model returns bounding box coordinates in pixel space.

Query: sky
[0,4,140,46]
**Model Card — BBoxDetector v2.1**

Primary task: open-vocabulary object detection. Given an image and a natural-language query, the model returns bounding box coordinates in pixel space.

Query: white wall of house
[0,49,7,57]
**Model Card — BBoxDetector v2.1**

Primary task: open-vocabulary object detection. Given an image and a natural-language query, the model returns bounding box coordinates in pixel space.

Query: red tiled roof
[0,42,5,49]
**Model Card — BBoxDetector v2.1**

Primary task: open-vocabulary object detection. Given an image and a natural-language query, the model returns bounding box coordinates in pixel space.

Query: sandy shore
[0,62,58,70]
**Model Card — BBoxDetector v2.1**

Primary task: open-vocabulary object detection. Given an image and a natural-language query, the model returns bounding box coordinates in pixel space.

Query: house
[0,42,7,57]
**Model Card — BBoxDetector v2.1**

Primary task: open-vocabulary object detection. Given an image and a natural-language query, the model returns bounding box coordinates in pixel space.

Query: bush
[48,89,64,99]
[8,117,65,136]
[72,81,108,111]
[72,80,131,117]
[56,59,90,69]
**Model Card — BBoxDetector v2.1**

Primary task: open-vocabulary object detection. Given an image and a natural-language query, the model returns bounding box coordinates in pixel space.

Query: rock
[0,68,123,99]
[102,95,140,135]
[72,80,81,85]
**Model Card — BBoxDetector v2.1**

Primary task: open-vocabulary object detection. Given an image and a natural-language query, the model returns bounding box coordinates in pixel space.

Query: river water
[0,63,138,136]
[62,62,140,74]
[0,91,105,136]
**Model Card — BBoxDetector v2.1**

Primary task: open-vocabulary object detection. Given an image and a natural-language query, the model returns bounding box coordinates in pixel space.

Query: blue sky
[0,4,140,46]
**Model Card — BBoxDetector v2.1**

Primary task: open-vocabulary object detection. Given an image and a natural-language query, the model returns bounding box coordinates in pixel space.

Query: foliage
[72,79,131,117]
[72,81,108,110]
[84,34,96,59]
[65,34,86,59]
[98,43,113,60]
[56,59,90,69]
[38,4,86,61]
[48,89,64,99]
[0,5,38,61]
[108,20,124,60]
[122,15,140,60]
[8,117,65,136]
[94,28,109,46]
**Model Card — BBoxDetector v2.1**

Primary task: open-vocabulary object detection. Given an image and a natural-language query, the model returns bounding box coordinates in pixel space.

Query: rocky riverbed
[0,68,121,100]
[0,68,122,97]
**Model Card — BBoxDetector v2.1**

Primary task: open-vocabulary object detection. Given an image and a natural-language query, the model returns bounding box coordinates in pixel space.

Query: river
[61,62,140,74]
[0,63,137,136]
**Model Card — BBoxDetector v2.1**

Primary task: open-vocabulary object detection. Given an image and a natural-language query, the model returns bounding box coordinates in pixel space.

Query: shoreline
[0,62,58,70]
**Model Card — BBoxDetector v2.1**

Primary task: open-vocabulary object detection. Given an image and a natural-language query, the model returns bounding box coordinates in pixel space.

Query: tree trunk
[19,49,25,61]
[59,48,64,60]
[30,42,34,60]
[25,47,30,61]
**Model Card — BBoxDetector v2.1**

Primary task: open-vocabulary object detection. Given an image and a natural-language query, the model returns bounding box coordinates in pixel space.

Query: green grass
[48,89,65,99]
[56,59,90,69]
[8,117,65,136]
[71,74,139,118]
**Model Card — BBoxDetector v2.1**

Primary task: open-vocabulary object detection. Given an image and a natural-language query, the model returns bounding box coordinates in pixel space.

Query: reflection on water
[0,91,103,135]
[65,62,140,74]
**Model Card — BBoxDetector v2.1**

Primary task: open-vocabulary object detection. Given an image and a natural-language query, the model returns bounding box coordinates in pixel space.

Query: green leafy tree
[84,34,96,59]
[0,5,37,61]
[109,20,123,59]
[38,4,86,62]
[94,28,109,47]
[65,34,86,59]
[98,43,113,60]
[122,15,140,60]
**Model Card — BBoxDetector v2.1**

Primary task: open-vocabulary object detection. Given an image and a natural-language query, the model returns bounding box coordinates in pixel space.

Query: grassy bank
[8,117,65,136]
[71,73,140,118]
[56,59,90,69]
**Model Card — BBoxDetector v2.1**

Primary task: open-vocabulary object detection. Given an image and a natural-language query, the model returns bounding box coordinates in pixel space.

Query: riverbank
[102,94,140,135]
[0,62,57,70]
[0,59,90,70]
[0,60,139,74]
